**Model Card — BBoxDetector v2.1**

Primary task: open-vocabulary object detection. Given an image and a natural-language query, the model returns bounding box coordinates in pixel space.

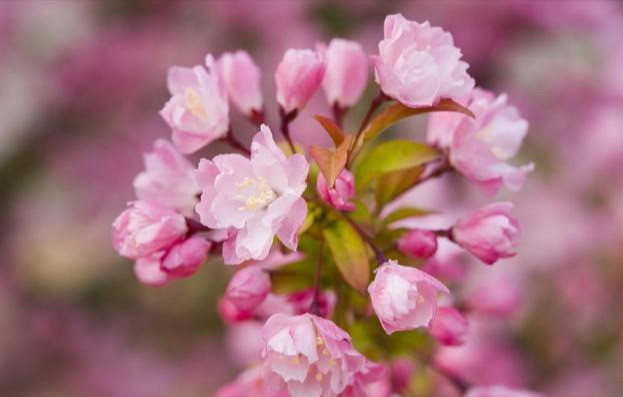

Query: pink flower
[133,139,200,215]
[225,266,271,312]
[428,88,533,195]
[368,260,449,335]
[398,229,438,258]
[320,38,369,107]
[195,125,309,265]
[466,276,521,318]
[160,55,229,154]
[452,202,520,265]
[112,201,187,259]
[429,306,469,346]
[275,49,326,113]
[316,169,356,211]
[218,50,263,115]
[465,385,542,397]
[215,367,288,397]
[133,236,211,286]
[218,297,253,324]
[261,313,383,396]
[372,14,474,108]
[287,289,337,318]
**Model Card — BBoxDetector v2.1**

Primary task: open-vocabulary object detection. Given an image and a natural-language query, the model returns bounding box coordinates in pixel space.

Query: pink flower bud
[218,297,252,324]
[161,236,211,277]
[134,252,169,287]
[429,306,469,346]
[465,385,542,397]
[111,201,187,259]
[316,169,356,211]
[160,55,229,154]
[133,139,200,215]
[452,202,520,265]
[225,266,271,312]
[398,229,438,258]
[320,38,369,107]
[218,50,263,115]
[275,48,325,113]
[368,260,449,334]
[372,14,474,108]
[287,288,337,318]
[466,276,520,318]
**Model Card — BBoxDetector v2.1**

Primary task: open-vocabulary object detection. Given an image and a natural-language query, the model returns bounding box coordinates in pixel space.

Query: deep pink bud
[275,48,325,113]
[316,169,356,211]
[161,236,211,277]
[218,297,252,324]
[111,201,187,259]
[320,38,369,107]
[225,266,271,312]
[398,229,438,258]
[452,202,520,265]
[218,50,263,115]
[429,306,469,346]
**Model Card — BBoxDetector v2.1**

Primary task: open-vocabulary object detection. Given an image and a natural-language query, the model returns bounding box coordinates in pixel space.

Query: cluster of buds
[112,13,537,397]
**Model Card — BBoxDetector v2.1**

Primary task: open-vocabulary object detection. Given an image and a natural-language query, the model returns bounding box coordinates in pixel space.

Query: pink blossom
[372,14,474,108]
[428,88,533,195]
[218,50,263,115]
[112,201,187,259]
[429,306,469,346]
[465,385,542,397]
[466,276,520,318]
[261,313,383,396]
[133,236,210,286]
[398,229,438,258]
[195,125,309,264]
[133,139,200,215]
[225,266,271,312]
[160,55,229,154]
[452,202,520,265]
[218,297,253,324]
[320,38,369,107]
[368,260,449,335]
[275,48,325,113]
[287,288,337,318]
[316,169,356,211]
[215,367,288,397]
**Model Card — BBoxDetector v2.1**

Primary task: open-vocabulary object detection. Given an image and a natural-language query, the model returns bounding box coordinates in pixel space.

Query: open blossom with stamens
[428,88,533,195]
[218,50,263,115]
[262,313,384,397]
[465,385,543,397]
[160,55,229,154]
[275,49,326,113]
[195,125,309,264]
[111,200,188,259]
[372,13,474,108]
[133,139,200,215]
[368,260,449,335]
[452,202,520,265]
[320,38,369,107]
[133,236,211,286]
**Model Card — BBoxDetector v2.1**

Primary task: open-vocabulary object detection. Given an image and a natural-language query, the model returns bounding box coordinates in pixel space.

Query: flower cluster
[112,13,535,396]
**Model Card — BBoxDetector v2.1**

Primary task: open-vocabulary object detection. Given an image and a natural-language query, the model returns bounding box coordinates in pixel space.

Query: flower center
[184,88,208,120]
[236,176,277,211]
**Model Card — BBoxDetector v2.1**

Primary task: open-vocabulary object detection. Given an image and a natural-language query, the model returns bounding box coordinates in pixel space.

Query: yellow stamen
[184,88,208,120]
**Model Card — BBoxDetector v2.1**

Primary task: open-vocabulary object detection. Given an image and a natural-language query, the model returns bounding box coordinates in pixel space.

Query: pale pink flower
[112,201,187,259]
[133,139,200,215]
[225,266,271,312]
[133,236,211,286]
[372,14,474,108]
[218,50,263,115]
[398,229,438,258]
[320,38,369,107]
[195,125,309,265]
[316,169,356,211]
[429,306,469,346]
[368,260,449,335]
[428,88,533,196]
[215,367,288,397]
[160,55,229,154]
[275,48,326,113]
[465,385,542,397]
[262,313,383,397]
[452,202,520,265]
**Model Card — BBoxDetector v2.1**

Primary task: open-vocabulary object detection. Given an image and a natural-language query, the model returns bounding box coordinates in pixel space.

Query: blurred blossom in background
[1,1,622,396]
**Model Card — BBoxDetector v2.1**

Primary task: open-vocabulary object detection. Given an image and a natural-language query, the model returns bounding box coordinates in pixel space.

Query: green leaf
[375,166,425,208]
[355,140,440,188]
[323,219,370,294]
[359,99,475,146]
[313,114,345,145]
[382,207,436,226]
[310,134,353,187]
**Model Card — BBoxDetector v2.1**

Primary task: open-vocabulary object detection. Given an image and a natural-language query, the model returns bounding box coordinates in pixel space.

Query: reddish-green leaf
[313,114,345,146]
[310,134,354,187]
